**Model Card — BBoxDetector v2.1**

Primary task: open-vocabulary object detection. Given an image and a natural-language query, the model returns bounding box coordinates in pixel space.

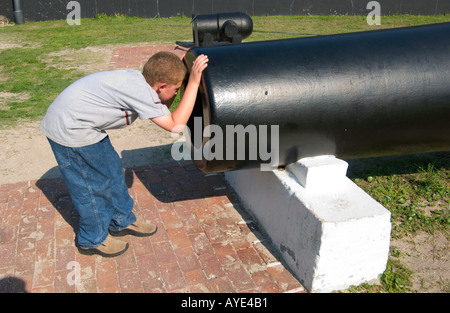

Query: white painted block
[286,155,349,190]
[225,157,391,292]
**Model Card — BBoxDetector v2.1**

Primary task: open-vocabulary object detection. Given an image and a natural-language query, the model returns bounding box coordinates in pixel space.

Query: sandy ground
[0,119,178,185]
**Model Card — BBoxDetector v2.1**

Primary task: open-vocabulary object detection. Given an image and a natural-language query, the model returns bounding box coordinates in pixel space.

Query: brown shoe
[109,220,158,237]
[78,235,129,258]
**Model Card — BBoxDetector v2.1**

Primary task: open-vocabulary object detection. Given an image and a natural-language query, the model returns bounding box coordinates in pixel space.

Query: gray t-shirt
[40,70,170,147]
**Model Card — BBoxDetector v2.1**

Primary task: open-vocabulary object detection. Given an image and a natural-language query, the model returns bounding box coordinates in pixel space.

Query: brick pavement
[0,160,305,293]
[109,45,187,69]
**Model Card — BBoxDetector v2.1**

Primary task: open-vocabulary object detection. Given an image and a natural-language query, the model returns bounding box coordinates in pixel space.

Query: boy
[40,52,208,257]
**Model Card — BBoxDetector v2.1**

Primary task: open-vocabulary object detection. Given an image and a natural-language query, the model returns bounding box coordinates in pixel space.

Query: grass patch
[349,153,449,240]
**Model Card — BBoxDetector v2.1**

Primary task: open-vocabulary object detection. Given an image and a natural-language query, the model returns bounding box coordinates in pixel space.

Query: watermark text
[367,1,381,25]
[67,1,81,26]
[171,117,280,171]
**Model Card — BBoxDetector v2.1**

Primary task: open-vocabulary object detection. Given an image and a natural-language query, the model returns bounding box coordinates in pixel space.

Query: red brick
[131,235,154,256]
[203,224,227,244]
[251,270,281,293]
[184,269,208,287]
[267,264,303,292]
[7,193,24,211]
[118,268,143,293]
[198,253,225,279]
[229,233,251,251]
[140,208,161,225]
[0,243,16,268]
[0,190,8,203]
[167,227,191,250]
[137,254,159,281]
[3,207,21,227]
[192,206,215,224]
[182,215,203,235]
[97,257,120,293]
[115,242,137,270]
[76,278,98,293]
[253,241,279,264]
[75,252,97,281]
[159,263,186,292]
[172,200,192,217]
[55,246,76,272]
[142,277,165,293]
[175,246,201,273]
[0,225,17,245]
[37,220,55,244]
[55,225,74,247]
[22,197,39,214]
[189,233,214,255]
[153,241,177,265]
[160,210,183,230]
[17,232,35,253]
[206,277,235,293]
[37,205,55,222]
[32,285,54,293]
[224,263,256,291]
[237,247,264,274]
[189,283,213,293]
[153,198,173,212]
[33,258,55,288]
[54,270,76,293]
[19,215,37,234]
[213,243,238,266]
[217,217,238,232]
[24,185,40,200]
[1,181,27,193]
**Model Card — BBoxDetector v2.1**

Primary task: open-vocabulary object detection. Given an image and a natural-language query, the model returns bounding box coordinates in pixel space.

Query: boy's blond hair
[142,51,187,87]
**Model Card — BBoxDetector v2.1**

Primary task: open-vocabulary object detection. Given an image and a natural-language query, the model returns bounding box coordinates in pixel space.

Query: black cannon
[192,12,253,46]
[183,22,450,173]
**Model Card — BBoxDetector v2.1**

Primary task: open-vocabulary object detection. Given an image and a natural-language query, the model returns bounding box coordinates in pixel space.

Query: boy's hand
[189,54,209,85]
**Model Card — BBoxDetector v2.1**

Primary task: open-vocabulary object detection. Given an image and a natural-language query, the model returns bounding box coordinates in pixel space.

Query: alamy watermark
[67,1,81,25]
[367,1,381,25]
[66,261,81,286]
[66,1,380,27]
[171,117,280,171]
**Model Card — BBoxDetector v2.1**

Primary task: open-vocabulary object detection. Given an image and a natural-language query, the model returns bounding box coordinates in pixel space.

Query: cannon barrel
[183,22,450,173]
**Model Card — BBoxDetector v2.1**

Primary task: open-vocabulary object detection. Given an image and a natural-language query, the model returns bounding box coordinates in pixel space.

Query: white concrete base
[225,155,391,292]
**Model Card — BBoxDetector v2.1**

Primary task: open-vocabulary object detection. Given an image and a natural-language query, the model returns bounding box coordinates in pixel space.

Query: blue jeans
[48,137,136,249]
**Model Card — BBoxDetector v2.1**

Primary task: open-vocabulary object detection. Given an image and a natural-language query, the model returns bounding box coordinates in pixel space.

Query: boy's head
[143,51,187,104]
[143,52,187,101]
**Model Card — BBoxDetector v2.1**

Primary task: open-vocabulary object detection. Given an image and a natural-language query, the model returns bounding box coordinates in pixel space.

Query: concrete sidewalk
[0,160,305,293]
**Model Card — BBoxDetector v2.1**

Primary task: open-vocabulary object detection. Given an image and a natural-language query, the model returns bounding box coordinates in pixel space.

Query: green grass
[349,154,449,240]
[1,14,449,292]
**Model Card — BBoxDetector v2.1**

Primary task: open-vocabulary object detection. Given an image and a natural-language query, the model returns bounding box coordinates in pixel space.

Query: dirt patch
[41,45,116,74]
[0,92,30,109]
[391,231,449,292]
[0,32,40,51]
[0,119,177,185]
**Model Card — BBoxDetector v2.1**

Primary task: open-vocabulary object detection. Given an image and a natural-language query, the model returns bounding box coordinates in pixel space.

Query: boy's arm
[151,54,208,133]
